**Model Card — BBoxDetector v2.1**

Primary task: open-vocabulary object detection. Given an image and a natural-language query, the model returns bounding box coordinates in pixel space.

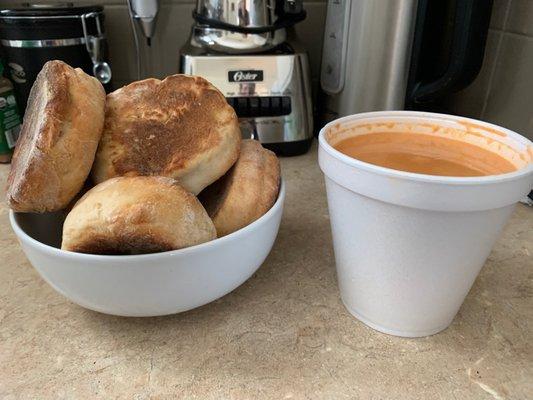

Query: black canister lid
[0,3,103,18]
[0,3,105,40]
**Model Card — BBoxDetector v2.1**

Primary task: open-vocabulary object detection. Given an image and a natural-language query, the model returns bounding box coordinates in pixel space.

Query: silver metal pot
[196,0,276,29]
[192,0,305,53]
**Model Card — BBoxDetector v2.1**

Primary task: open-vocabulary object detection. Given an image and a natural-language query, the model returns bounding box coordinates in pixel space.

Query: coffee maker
[320,0,493,122]
[180,0,314,156]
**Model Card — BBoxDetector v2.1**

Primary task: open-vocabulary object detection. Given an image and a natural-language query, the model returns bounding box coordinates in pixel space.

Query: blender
[181,0,314,156]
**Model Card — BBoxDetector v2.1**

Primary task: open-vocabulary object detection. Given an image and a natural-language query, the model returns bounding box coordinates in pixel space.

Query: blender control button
[270,97,281,115]
[249,97,260,117]
[281,97,292,115]
[236,97,248,117]
[260,97,270,116]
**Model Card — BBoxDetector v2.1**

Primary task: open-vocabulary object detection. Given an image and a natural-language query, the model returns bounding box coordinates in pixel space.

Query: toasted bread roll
[92,74,241,195]
[6,60,106,212]
[62,176,216,255]
[200,139,280,237]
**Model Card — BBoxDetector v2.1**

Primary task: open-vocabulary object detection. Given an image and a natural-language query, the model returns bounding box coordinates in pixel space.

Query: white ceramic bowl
[319,111,533,337]
[9,181,285,317]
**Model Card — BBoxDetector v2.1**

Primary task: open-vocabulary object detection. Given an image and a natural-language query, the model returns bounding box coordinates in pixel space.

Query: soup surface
[333,132,517,177]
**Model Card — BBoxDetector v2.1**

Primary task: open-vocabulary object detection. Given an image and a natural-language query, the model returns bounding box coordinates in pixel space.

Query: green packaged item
[0,61,22,163]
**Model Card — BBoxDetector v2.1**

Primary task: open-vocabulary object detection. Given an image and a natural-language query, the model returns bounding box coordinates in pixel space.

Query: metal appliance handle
[80,12,112,84]
[408,0,493,104]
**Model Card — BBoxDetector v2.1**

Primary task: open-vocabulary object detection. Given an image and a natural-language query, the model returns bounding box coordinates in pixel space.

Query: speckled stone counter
[1,143,532,399]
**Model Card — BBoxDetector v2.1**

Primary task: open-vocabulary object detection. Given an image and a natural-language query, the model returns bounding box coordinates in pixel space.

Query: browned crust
[66,233,176,255]
[92,74,241,194]
[61,176,217,255]
[6,60,106,212]
[199,139,281,237]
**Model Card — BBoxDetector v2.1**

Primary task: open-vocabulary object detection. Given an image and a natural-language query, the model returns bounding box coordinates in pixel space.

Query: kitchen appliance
[320,0,493,123]
[127,0,159,79]
[128,0,158,46]
[0,3,112,113]
[181,0,313,156]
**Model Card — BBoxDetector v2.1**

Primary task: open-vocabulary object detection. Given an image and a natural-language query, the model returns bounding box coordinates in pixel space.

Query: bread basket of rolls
[7,61,285,317]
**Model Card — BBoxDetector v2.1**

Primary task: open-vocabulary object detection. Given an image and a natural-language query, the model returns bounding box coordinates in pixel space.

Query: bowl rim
[9,179,286,262]
[319,111,533,186]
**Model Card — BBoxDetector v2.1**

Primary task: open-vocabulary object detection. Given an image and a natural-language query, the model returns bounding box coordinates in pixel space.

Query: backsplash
[2,0,531,140]
[445,0,533,139]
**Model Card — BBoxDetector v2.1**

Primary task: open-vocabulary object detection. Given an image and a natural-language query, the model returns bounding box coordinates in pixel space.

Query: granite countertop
[1,143,532,399]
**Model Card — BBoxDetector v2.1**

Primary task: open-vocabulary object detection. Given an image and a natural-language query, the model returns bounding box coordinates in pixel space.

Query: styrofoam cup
[318,111,533,337]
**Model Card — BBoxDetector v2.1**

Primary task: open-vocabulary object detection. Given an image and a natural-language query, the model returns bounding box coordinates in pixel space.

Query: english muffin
[6,60,106,212]
[62,176,216,255]
[92,75,241,194]
[199,139,281,237]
